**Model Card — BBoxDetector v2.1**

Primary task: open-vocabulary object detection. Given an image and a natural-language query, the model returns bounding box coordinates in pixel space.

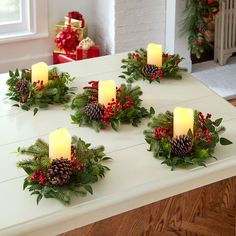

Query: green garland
[17,137,111,205]
[144,110,232,170]
[181,0,220,58]
[6,67,75,115]
[119,48,185,83]
[71,81,155,132]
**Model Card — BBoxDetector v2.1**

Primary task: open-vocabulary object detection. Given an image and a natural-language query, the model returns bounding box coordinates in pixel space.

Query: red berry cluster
[50,75,59,80]
[122,95,134,109]
[162,53,175,59]
[198,112,212,130]
[196,129,212,143]
[84,81,99,103]
[196,112,213,142]
[154,127,171,140]
[101,98,122,124]
[31,170,47,185]
[131,53,140,60]
[83,81,99,91]
[20,94,29,104]
[33,80,44,91]
[70,145,87,171]
[152,69,164,81]
[162,53,170,59]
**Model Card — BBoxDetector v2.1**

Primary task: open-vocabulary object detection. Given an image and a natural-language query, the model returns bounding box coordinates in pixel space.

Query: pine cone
[15,79,29,95]
[47,158,73,186]
[142,64,158,77]
[84,103,104,120]
[170,135,193,156]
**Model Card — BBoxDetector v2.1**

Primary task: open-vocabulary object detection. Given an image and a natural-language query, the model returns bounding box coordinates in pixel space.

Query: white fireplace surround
[0,0,191,73]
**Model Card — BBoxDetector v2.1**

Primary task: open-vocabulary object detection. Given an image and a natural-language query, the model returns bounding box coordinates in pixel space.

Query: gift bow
[79,37,95,50]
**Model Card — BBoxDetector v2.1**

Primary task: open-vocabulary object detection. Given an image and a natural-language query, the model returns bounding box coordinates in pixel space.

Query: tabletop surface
[0,53,236,236]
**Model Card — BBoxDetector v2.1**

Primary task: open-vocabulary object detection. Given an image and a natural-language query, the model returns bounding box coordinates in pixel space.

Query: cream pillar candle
[147,43,162,67]
[49,128,72,160]
[173,107,194,137]
[31,62,48,85]
[98,80,116,107]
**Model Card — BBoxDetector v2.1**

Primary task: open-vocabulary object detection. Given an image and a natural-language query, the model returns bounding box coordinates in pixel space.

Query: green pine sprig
[71,83,155,132]
[119,48,185,83]
[17,137,111,205]
[6,67,75,115]
[144,110,232,170]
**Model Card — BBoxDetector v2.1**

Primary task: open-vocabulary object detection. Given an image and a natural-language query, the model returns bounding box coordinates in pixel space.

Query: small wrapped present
[64,17,84,28]
[64,11,85,28]
[53,52,76,64]
[76,37,100,60]
[55,21,87,42]
[54,25,79,54]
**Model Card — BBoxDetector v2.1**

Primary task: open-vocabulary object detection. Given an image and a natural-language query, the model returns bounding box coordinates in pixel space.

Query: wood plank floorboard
[228,98,236,106]
[60,177,236,236]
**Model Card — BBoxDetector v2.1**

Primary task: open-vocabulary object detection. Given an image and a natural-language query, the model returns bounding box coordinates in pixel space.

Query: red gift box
[76,45,100,60]
[53,52,76,64]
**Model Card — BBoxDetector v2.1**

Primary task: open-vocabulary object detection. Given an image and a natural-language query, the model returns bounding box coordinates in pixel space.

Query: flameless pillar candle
[31,62,48,85]
[173,107,194,137]
[147,43,162,67]
[49,128,72,160]
[98,80,116,107]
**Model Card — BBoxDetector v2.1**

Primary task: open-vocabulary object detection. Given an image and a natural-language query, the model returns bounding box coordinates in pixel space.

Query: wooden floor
[61,177,236,236]
[229,98,236,106]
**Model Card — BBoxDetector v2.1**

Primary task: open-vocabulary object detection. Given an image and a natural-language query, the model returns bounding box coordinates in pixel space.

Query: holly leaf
[33,107,38,116]
[37,194,43,205]
[111,119,120,131]
[214,118,223,127]
[220,137,233,145]
[150,107,155,115]
[83,185,93,194]
[23,178,30,190]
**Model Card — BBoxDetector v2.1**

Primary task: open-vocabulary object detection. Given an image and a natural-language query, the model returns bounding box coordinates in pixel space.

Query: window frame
[0,0,48,43]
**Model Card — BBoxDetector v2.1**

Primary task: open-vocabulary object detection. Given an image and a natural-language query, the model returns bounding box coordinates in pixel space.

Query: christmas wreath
[17,137,110,205]
[70,81,155,132]
[119,48,184,83]
[6,67,75,115]
[182,0,220,58]
[144,110,232,170]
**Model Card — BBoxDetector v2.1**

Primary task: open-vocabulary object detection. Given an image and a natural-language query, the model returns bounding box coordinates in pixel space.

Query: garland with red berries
[119,48,185,84]
[5,67,75,115]
[144,110,232,170]
[181,0,220,58]
[17,137,111,205]
[70,81,155,132]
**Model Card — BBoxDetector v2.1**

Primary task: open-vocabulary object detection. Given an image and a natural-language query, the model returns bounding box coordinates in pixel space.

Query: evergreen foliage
[17,137,111,205]
[119,48,185,83]
[6,67,75,115]
[71,82,155,132]
[144,110,232,170]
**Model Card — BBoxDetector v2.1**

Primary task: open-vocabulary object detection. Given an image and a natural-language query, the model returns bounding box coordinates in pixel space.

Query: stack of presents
[53,11,100,64]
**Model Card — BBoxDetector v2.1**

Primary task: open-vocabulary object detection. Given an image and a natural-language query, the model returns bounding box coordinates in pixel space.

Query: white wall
[114,0,166,53]
[92,0,115,55]
[0,0,93,73]
[0,0,189,72]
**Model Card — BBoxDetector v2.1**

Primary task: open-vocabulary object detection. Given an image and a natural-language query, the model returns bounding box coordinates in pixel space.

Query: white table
[0,53,236,236]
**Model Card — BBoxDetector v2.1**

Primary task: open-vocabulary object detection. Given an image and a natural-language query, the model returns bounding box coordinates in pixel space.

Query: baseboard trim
[0,53,52,73]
